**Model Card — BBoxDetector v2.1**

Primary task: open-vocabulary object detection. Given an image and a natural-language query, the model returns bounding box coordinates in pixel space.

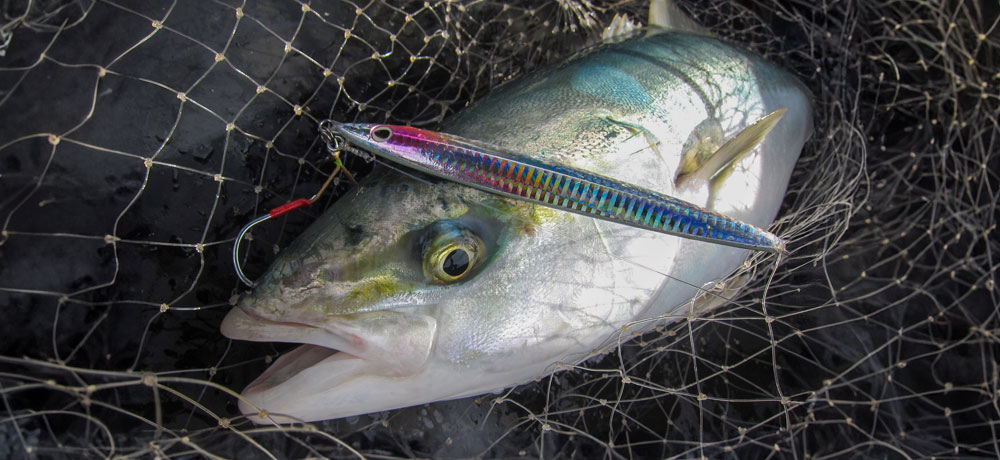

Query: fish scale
[325,123,785,253]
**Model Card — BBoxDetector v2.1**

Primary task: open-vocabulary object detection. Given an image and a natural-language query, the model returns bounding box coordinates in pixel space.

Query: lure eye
[370,126,393,142]
[422,225,484,284]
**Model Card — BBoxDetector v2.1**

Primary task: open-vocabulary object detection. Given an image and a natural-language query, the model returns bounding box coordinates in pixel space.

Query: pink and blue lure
[321,121,785,254]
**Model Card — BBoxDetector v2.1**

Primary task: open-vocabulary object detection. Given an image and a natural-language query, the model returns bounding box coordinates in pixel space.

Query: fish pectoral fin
[649,0,707,35]
[675,108,787,190]
[676,117,725,181]
[326,311,437,376]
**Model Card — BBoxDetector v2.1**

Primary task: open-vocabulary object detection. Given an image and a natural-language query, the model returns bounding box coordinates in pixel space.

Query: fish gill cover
[0,0,997,458]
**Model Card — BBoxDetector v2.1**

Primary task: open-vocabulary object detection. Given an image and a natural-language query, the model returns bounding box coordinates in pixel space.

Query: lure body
[328,123,785,253]
[222,22,812,423]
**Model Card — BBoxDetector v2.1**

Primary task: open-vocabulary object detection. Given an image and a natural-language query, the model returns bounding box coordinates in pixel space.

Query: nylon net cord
[0,0,998,458]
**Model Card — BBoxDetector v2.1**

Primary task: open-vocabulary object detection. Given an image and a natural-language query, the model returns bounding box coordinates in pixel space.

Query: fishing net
[1,0,997,458]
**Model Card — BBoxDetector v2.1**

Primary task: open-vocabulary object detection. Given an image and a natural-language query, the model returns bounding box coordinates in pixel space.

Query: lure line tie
[232,131,353,287]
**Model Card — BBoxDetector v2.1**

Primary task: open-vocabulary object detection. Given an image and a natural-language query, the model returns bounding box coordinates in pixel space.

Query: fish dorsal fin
[649,0,708,35]
[675,108,787,189]
[602,13,641,41]
[603,0,708,41]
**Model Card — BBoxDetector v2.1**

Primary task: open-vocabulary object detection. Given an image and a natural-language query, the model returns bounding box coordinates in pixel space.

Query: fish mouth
[242,343,358,398]
[219,307,352,387]
[220,305,438,423]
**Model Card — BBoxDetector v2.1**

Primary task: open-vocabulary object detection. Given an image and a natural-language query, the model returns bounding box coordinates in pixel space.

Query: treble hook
[232,124,356,287]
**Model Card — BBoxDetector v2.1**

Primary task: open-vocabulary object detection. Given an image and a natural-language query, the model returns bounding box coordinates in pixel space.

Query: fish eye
[441,248,470,277]
[370,126,393,142]
[422,226,484,284]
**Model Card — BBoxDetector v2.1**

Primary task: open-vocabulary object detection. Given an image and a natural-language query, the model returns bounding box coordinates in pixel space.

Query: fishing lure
[320,121,786,254]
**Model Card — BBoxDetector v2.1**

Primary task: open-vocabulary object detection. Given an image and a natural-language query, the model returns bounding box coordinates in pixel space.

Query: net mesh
[1,0,998,458]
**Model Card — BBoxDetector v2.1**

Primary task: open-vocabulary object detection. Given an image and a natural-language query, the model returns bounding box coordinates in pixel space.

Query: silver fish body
[222,29,812,423]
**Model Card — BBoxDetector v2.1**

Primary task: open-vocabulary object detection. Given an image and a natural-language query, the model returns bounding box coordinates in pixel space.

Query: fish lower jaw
[237,351,599,424]
[222,306,439,423]
[242,345,350,394]
[240,344,368,424]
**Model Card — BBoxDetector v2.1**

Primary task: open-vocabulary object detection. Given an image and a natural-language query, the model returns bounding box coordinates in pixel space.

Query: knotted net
[1,0,997,458]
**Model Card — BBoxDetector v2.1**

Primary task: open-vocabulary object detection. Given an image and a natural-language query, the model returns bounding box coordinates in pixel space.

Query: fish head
[222,170,563,423]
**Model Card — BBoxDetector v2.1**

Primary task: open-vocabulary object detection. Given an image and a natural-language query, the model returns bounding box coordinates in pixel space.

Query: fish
[221,1,813,424]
